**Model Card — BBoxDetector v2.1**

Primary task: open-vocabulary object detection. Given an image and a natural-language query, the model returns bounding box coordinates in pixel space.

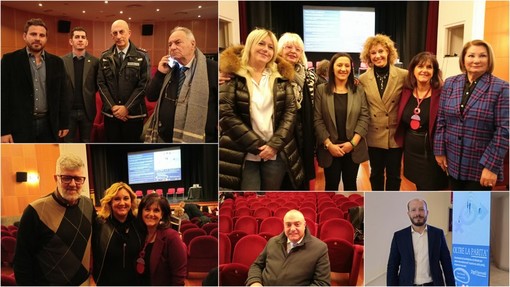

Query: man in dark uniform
[97,19,149,142]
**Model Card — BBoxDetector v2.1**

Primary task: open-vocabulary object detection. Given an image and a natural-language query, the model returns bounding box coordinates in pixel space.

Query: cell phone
[167,56,175,67]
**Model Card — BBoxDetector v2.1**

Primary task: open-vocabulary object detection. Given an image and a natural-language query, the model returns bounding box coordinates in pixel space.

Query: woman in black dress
[395,52,448,190]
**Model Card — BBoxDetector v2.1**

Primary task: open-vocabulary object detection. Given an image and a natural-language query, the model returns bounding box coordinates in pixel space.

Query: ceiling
[1,1,218,22]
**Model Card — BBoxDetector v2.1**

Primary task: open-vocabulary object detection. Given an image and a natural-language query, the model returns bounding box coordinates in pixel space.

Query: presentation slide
[452,192,491,286]
[303,6,375,53]
[128,147,181,184]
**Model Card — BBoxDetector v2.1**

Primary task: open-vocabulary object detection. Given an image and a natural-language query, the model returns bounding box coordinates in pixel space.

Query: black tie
[118,51,124,63]
[177,66,189,96]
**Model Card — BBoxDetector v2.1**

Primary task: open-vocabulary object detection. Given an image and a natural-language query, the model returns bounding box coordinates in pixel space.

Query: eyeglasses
[57,175,86,184]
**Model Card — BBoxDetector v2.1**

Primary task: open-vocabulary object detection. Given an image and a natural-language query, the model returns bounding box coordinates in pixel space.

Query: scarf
[143,48,209,143]
[291,63,306,109]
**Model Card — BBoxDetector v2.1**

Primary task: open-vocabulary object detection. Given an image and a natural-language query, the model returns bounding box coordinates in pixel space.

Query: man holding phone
[144,26,218,143]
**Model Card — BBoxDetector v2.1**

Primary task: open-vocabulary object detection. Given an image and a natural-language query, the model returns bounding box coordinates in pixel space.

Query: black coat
[1,48,70,142]
[219,45,304,190]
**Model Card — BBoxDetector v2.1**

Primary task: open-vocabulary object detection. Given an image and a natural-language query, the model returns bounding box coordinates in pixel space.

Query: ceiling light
[198,5,202,9]
[104,1,108,3]
[38,3,43,7]
[120,10,123,14]
[198,15,201,18]
[82,10,86,14]
[156,8,160,12]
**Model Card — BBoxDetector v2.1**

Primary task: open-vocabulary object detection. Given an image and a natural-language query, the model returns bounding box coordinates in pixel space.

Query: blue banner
[452,192,491,286]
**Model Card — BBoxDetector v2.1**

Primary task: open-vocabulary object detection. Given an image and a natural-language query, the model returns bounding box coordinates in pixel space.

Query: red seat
[299,207,317,223]
[318,201,337,211]
[265,202,280,212]
[219,232,231,264]
[274,207,290,219]
[176,187,185,200]
[232,234,268,267]
[155,189,163,196]
[219,263,249,286]
[348,193,363,201]
[1,230,12,237]
[187,235,218,273]
[6,226,17,233]
[1,273,16,286]
[259,217,283,236]
[167,188,176,201]
[227,230,248,256]
[219,215,233,233]
[182,227,207,247]
[319,207,345,223]
[319,218,354,243]
[202,222,218,235]
[1,236,16,266]
[304,217,317,237]
[220,207,233,218]
[354,197,364,206]
[300,202,316,210]
[340,201,359,215]
[180,223,199,233]
[334,197,351,206]
[253,207,272,219]
[258,232,275,241]
[135,190,143,198]
[234,207,251,217]
[233,216,258,234]
[209,227,219,238]
[324,238,364,286]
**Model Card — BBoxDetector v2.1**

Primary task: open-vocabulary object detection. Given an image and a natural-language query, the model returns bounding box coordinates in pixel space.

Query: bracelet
[350,140,357,147]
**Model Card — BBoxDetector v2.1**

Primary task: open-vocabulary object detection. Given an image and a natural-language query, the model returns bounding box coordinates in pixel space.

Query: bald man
[97,19,150,142]
[246,210,330,286]
[387,198,455,286]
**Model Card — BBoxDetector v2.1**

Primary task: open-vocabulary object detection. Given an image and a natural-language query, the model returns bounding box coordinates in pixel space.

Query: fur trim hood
[220,45,295,81]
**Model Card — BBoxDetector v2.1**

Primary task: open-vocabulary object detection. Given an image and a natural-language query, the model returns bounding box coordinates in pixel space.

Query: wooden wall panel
[484,1,509,81]
[1,144,60,217]
[1,5,218,67]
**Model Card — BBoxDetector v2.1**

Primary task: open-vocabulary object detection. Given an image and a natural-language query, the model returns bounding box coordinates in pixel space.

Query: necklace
[410,87,431,130]
[136,231,157,274]
[375,71,389,92]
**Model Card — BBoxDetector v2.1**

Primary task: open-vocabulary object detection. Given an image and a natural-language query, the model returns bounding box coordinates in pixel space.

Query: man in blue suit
[387,198,455,286]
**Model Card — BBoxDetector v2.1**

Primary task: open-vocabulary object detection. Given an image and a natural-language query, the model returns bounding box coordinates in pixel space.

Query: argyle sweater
[14,192,95,285]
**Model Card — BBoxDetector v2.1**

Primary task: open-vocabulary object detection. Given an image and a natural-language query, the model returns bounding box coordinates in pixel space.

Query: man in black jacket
[1,18,70,143]
[145,26,218,143]
[97,19,149,142]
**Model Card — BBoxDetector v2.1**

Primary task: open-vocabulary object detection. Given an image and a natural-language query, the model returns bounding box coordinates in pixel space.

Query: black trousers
[368,147,402,191]
[449,176,492,191]
[104,116,143,143]
[324,153,359,191]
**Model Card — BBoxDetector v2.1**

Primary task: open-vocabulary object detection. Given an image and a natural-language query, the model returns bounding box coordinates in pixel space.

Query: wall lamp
[16,172,40,184]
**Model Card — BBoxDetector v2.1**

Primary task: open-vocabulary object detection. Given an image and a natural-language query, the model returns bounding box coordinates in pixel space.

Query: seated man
[246,210,331,286]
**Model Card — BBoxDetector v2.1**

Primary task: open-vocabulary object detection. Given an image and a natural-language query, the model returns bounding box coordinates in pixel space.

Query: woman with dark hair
[359,34,408,191]
[314,53,370,191]
[137,193,187,286]
[395,52,448,190]
[434,39,509,190]
[92,182,143,285]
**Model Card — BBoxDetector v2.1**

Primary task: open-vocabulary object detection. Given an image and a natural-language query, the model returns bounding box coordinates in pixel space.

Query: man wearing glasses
[14,154,96,285]
[145,26,218,143]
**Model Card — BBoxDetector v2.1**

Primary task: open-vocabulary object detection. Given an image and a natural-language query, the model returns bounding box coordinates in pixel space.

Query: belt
[414,282,433,286]
[33,112,48,119]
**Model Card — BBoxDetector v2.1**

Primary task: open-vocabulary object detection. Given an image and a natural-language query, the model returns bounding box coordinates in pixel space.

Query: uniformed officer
[97,19,150,142]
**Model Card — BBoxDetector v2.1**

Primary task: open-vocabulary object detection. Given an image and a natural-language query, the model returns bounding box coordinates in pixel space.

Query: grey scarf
[292,63,306,109]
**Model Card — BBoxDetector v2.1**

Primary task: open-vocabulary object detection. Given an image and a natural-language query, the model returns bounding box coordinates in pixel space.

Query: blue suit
[387,225,455,286]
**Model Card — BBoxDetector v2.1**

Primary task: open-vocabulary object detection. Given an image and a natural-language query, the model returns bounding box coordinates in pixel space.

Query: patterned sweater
[14,192,95,285]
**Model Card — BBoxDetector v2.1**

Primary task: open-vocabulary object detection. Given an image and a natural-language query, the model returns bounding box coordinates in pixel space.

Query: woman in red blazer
[137,193,187,286]
[395,52,448,190]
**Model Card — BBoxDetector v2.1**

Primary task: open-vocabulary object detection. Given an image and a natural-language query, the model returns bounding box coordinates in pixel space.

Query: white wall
[365,192,452,285]
[437,0,486,79]
[59,144,90,198]
[219,0,240,47]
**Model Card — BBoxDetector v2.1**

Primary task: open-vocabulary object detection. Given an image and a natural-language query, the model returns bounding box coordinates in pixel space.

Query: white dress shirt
[411,225,433,284]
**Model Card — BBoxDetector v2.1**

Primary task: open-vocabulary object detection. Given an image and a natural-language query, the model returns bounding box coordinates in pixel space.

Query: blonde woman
[219,28,303,191]
[359,34,408,191]
[92,182,143,285]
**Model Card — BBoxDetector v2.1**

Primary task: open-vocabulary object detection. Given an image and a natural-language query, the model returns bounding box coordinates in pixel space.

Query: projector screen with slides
[303,6,375,53]
[128,147,182,184]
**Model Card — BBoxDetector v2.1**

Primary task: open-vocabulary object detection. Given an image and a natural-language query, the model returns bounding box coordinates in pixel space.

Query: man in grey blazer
[61,27,99,142]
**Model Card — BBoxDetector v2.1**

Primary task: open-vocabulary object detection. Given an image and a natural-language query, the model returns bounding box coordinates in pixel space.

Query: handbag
[141,111,159,143]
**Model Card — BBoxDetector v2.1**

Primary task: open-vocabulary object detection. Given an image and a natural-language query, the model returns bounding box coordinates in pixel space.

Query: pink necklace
[410,87,431,130]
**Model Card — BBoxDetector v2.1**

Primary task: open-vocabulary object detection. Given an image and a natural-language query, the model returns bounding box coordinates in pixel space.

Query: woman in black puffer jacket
[219,28,304,191]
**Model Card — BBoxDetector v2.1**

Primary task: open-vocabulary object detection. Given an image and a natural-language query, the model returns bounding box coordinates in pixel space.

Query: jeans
[368,147,402,191]
[65,109,92,143]
[241,155,286,191]
[34,116,55,142]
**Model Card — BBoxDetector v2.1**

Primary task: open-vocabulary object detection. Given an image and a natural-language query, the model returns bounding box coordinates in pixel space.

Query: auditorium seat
[1,236,16,266]
[300,201,316,211]
[176,187,185,200]
[180,223,199,233]
[183,228,207,247]
[219,232,231,264]
[219,215,233,233]
[227,230,248,256]
[135,190,143,198]
[304,217,317,237]
[319,207,345,223]
[259,217,283,236]
[219,263,249,286]
[319,218,354,243]
[233,216,258,234]
[167,188,175,201]
[187,235,218,273]
[232,234,267,267]
[318,201,337,211]
[299,207,317,223]
[202,222,218,235]
[234,207,251,217]
[324,238,364,286]
[274,207,290,219]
